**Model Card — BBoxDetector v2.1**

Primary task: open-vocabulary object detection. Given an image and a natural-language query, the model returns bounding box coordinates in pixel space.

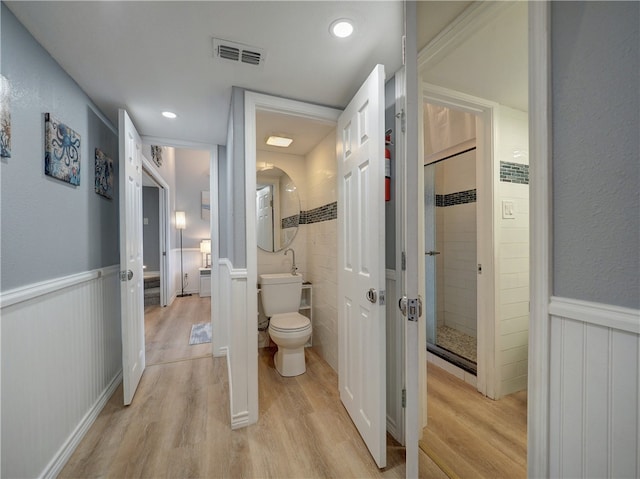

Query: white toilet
[259,273,312,377]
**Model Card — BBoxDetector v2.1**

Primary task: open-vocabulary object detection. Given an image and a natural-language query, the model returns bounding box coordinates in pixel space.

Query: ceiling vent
[212,38,265,67]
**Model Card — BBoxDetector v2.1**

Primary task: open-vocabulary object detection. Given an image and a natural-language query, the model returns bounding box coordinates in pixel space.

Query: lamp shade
[200,239,211,254]
[175,211,186,230]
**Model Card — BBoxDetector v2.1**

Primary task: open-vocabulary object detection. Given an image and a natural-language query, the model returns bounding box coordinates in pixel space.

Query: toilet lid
[269,312,311,332]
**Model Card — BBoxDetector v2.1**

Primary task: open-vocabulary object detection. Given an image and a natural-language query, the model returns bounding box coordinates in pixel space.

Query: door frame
[527,2,552,477]
[139,135,218,358]
[141,156,170,307]
[420,83,498,399]
[416,1,552,474]
[244,92,341,423]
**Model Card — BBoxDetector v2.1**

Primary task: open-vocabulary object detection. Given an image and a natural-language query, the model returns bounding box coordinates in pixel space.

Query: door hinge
[407,297,422,322]
[402,388,406,408]
[379,290,385,306]
[401,251,406,271]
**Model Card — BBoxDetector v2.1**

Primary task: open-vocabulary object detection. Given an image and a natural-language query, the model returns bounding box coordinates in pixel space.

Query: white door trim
[420,82,499,399]
[244,91,340,424]
[528,2,552,477]
[141,156,170,307]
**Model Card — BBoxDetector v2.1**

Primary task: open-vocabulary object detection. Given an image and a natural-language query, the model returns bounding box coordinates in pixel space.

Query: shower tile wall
[436,150,477,339]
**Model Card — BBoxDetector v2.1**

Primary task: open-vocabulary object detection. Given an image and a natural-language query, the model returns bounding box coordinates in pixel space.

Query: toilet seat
[269,312,311,333]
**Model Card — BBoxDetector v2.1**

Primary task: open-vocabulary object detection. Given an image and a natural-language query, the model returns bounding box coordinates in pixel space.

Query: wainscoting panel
[214,259,231,357]
[1,266,122,479]
[217,259,253,429]
[549,297,639,478]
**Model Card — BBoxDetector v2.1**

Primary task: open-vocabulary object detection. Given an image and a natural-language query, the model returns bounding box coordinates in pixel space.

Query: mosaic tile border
[500,161,529,185]
[435,189,477,207]
[281,214,300,229]
[300,201,337,224]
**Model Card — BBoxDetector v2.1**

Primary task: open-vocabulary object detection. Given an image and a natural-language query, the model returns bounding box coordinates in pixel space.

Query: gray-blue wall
[551,1,639,309]
[231,86,246,268]
[0,4,119,291]
[217,144,228,258]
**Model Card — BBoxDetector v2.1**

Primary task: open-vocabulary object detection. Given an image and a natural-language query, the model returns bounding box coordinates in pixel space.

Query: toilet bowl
[259,273,312,377]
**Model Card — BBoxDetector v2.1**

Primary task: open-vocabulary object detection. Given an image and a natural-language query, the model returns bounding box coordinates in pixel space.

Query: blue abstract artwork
[44,113,81,185]
[95,148,113,199]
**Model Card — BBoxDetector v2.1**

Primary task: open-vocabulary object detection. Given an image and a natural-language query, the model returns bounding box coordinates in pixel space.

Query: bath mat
[189,322,212,345]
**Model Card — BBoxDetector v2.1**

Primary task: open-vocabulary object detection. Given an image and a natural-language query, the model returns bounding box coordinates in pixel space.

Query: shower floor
[437,326,477,364]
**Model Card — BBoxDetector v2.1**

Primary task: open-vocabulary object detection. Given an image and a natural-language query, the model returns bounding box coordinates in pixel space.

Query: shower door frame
[424,148,479,374]
[421,83,499,399]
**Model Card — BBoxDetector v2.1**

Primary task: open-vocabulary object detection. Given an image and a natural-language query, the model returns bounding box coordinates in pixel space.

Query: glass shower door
[424,160,477,374]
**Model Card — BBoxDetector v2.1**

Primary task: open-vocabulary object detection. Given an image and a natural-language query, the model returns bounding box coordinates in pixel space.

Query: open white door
[402,2,421,478]
[119,109,145,406]
[337,64,387,468]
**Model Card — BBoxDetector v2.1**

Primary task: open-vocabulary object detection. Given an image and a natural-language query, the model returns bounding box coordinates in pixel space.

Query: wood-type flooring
[59,296,446,478]
[420,362,528,479]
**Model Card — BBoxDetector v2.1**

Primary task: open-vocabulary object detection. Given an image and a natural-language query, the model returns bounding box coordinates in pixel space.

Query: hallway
[59,296,446,478]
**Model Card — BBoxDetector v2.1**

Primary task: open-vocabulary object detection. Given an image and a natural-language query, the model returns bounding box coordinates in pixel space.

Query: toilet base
[274,346,306,377]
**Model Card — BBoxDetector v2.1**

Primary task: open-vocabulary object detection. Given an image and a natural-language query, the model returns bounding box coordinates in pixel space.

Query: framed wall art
[0,75,10,159]
[151,145,163,167]
[94,148,114,199]
[44,113,81,185]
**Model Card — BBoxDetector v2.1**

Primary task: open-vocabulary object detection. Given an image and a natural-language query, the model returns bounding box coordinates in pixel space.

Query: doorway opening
[417,1,530,477]
[424,107,478,375]
[140,144,215,367]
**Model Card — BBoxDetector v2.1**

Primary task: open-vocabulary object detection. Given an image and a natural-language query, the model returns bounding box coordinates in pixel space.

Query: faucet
[284,248,297,275]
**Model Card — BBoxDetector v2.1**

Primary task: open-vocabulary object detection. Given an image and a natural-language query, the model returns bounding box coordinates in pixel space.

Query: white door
[119,109,145,406]
[402,3,422,477]
[337,64,387,468]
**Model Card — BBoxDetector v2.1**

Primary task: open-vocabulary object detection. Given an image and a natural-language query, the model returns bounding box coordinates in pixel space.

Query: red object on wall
[385,140,391,202]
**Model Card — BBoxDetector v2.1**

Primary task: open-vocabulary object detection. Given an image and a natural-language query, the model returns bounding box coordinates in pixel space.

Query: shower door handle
[425,251,441,256]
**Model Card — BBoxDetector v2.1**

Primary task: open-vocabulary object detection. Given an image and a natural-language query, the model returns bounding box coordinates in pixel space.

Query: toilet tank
[259,273,303,316]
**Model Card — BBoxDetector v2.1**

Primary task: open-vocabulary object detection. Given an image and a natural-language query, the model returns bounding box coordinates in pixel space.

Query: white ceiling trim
[140,135,216,151]
[418,1,512,72]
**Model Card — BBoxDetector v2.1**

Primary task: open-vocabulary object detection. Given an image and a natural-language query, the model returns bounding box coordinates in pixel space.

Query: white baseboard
[40,370,122,479]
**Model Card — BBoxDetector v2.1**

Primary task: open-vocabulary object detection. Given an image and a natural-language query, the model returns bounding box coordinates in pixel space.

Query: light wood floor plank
[60,296,448,478]
[144,297,212,365]
[420,362,528,479]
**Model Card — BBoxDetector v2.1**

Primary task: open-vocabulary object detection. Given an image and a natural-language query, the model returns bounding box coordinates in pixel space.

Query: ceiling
[256,110,335,157]
[420,2,528,112]
[6,1,404,147]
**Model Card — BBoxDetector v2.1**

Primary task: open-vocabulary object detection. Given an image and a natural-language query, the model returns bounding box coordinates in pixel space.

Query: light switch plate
[502,200,515,219]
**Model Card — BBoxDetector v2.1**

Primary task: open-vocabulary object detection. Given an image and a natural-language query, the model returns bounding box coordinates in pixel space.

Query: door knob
[366,288,377,304]
[127,270,133,280]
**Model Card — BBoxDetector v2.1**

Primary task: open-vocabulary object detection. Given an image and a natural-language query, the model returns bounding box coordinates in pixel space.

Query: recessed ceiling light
[266,135,293,148]
[330,19,354,38]
[162,111,177,119]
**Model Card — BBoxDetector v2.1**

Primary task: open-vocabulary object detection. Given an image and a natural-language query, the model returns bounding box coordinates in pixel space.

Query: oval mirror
[256,166,300,252]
